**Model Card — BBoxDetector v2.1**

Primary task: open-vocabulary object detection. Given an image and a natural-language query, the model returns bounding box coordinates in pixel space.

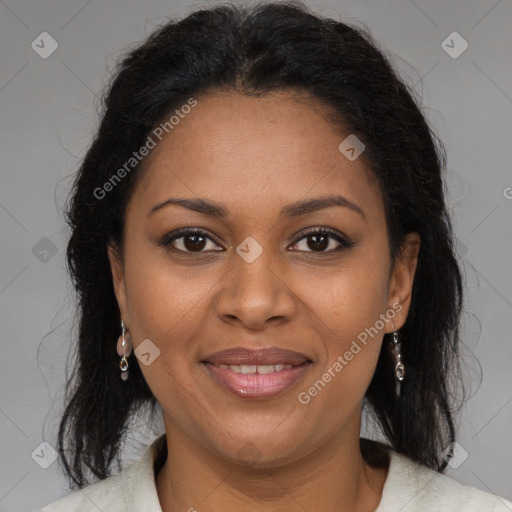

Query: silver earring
[116,320,133,381]
[390,321,405,396]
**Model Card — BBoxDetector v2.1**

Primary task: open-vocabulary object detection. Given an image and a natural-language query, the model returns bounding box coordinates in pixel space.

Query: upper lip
[203,347,311,366]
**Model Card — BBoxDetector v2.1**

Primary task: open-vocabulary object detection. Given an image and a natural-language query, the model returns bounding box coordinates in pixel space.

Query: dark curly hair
[59,0,464,488]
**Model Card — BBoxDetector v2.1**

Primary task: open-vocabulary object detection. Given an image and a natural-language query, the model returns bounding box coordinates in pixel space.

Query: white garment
[35,436,512,511]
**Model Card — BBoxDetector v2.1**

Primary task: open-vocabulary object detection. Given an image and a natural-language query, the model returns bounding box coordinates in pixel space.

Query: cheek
[303,248,390,338]
[296,249,390,410]
[124,244,211,340]
[121,245,214,402]
[123,255,206,423]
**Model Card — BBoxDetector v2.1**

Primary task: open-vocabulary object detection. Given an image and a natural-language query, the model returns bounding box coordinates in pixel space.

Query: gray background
[1,0,511,510]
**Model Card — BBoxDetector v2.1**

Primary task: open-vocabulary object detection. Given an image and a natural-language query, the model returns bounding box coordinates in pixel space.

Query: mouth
[201,347,313,399]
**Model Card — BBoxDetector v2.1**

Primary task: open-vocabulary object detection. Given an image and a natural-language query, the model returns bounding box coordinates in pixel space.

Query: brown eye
[161,228,223,253]
[290,228,353,253]
[306,233,330,251]
[181,233,208,251]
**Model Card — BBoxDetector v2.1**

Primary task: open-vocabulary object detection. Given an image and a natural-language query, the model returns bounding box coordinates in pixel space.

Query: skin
[108,89,420,512]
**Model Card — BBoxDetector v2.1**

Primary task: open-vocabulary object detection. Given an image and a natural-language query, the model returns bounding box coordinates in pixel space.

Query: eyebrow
[149,195,366,221]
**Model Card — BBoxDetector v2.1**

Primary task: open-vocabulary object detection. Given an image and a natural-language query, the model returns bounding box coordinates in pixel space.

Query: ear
[385,232,421,333]
[107,242,129,323]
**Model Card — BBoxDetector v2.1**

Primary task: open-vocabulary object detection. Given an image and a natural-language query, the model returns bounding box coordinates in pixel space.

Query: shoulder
[374,443,512,511]
[33,436,165,512]
[34,471,125,512]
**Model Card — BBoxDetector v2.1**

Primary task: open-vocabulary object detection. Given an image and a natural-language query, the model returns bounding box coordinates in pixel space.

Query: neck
[156,415,388,512]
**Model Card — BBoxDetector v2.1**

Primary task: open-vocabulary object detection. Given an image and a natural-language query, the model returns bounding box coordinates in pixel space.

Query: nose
[215,245,296,330]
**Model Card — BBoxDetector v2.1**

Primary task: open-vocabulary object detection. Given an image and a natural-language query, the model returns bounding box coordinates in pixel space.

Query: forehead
[129,90,383,222]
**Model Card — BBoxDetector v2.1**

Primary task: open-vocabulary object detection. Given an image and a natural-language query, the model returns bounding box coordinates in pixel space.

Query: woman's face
[109,90,419,466]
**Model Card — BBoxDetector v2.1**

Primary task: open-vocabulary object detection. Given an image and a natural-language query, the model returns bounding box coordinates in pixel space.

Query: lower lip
[203,362,312,399]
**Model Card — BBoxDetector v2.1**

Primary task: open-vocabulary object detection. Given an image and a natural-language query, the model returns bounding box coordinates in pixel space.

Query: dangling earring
[117,320,132,381]
[390,321,405,396]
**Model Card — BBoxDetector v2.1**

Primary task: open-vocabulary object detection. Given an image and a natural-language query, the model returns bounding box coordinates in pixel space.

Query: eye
[289,227,353,253]
[160,228,223,253]
[160,227,353,255]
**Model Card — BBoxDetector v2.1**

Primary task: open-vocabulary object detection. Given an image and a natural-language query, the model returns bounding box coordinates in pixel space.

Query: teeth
[240,364,257,374]
[217,363,296,374]
[256,365,276,374]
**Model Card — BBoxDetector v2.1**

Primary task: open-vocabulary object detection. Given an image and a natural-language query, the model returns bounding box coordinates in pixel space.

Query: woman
[35,1,512,511]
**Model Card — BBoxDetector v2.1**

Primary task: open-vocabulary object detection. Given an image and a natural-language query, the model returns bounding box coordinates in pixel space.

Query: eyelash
[159,227,354,255]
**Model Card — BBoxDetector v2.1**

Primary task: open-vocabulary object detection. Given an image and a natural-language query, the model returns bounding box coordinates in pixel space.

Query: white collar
[115,435,511,512]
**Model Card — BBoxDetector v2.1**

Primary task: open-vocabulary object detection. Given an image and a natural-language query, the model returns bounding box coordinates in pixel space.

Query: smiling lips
[202,347,312,399]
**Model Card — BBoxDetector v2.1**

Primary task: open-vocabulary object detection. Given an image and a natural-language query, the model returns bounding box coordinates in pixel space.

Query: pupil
[309,234,328,251]
[184,234,206,251]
